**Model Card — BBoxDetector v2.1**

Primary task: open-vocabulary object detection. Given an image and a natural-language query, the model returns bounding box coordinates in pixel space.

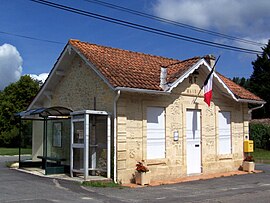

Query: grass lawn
[253,148,270,164]
[0,148,32,156]
[82,181,125,188]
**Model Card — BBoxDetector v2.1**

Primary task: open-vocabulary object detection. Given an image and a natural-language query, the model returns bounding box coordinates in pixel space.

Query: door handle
[195,144,200,147]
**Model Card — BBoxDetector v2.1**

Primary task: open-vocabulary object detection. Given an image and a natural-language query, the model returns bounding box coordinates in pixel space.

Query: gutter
[115,87,170,95]
[113,90,121,183]
[237,98,266,104]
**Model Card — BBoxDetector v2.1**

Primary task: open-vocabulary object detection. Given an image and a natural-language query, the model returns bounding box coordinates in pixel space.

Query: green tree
[0,75,40,147]
[250,40,270,118]
[232,77,250,90]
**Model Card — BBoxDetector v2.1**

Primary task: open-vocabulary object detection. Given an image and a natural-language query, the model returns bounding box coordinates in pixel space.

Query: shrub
[249,123,270,150]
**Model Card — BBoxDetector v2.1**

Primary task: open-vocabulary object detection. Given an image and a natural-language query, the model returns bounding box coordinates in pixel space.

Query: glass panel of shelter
[47,119,71,161]
[89,115,107,176]
[73,122,84,144]
[72,121,85,171]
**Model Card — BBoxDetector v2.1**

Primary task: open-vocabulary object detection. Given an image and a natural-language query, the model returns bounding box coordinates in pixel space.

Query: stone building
[27,39,265,184]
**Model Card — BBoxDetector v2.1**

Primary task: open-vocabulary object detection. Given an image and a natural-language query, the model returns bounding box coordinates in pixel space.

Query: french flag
[203,67,215,106]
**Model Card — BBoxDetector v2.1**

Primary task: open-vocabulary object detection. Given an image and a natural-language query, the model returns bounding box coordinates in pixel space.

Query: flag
[203,67,215,106]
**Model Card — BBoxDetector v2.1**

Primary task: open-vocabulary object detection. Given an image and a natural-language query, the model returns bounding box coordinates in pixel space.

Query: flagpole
[193,88,203,104]
[193,55,220,104]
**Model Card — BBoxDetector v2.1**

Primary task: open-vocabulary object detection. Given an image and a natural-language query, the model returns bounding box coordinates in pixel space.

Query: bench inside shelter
[37,156,66,175]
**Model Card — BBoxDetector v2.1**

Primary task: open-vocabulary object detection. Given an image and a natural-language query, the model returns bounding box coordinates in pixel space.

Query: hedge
[249,123,270,150]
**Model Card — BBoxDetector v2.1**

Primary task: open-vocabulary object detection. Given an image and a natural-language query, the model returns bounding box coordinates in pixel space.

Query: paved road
[84,163,270,203]
[0,156,104,203]
[1,156,270,202]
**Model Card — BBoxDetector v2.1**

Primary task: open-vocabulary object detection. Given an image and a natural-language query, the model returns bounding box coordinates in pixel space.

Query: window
[218,111,231,154]
[147,107,165,159]
[53,122,62,147]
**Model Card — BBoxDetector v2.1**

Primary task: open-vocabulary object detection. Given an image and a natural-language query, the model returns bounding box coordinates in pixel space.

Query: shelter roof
[15,106,72,118]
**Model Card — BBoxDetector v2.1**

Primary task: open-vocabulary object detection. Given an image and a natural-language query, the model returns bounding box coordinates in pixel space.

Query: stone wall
[51,55,115,113]
[116,72,248,184]
[32,120,44,160]
[31,54,115,164]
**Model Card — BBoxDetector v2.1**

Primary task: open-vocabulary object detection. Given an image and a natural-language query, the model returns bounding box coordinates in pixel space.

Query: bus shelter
[15,107,112,180]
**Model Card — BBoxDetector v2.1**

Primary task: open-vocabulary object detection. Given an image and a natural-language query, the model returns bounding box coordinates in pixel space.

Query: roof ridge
[180,56,201,63]
[161,56,202,68]
[69,39,182,63]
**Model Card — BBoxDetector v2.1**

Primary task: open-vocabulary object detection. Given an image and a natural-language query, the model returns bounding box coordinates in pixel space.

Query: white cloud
[0,44,23,90]
[29,73,49,84]
[153,0,270,38]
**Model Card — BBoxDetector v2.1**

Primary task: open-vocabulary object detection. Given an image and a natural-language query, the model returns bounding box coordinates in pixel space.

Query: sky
[0,0,269,90]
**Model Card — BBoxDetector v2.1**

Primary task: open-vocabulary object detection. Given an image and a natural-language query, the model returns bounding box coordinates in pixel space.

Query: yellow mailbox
[244,140,254,152]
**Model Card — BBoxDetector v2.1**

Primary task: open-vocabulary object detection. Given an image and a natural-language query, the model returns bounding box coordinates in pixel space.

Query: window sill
[218,154,233,160]
[146,158,167,166]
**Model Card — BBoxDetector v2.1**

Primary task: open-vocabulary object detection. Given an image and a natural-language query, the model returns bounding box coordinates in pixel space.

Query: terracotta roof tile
[167,57,201,83]
[69,39,201,91]
[217,73,264,101]
[69,39,263,102]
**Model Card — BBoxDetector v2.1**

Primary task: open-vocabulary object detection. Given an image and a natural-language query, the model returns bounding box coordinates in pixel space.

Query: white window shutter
[147,107,165,159]
[218,111,231,154]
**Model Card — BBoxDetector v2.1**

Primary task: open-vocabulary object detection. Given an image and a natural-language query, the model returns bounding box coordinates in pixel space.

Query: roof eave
[166,58,259,103]
[213,73,239,102]
[115,87,170,95]
[237,98,266,104]
[27,43,70,110]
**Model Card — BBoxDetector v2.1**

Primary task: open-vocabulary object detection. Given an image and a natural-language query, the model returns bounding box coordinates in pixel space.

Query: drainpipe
[248,103,265,120]
[113,90,121,183]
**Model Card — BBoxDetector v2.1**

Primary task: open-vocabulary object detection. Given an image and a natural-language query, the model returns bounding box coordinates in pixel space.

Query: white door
[186,109,201,174]
[147,107,165,159]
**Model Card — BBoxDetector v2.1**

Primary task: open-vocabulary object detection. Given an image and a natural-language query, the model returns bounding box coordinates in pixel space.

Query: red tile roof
[217,73,263,101]
[69,39,200,90]
[69,39,264,102]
